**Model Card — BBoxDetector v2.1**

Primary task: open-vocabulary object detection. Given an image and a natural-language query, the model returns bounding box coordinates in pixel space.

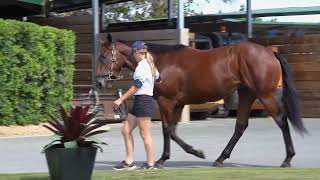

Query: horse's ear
[98,38,104,45]
[107,33,112,44]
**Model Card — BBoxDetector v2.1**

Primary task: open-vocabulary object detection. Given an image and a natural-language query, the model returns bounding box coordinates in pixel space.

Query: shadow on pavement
[20,177,49,180]
[95,160,274,170]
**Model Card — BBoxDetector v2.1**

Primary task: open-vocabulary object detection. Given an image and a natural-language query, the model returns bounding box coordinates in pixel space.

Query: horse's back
[157,42,281,103]
[183,42,281,95]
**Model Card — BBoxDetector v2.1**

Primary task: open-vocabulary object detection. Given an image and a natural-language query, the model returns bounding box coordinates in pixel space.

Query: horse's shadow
[94,161,274,170]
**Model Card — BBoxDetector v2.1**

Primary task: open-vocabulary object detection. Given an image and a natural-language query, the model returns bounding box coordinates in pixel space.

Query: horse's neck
[126,52,175,71]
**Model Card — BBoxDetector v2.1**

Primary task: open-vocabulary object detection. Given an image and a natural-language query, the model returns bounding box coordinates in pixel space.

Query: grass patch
[0,168,319,180]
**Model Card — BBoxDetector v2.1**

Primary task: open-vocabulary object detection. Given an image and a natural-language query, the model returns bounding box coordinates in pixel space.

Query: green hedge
[0,19,75,125]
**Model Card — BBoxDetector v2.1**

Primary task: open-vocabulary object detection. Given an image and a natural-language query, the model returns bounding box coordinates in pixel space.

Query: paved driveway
[0,117,319,173]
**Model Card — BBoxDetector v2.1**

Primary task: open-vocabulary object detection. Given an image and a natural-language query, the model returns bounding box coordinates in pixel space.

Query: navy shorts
[130,95,156,117]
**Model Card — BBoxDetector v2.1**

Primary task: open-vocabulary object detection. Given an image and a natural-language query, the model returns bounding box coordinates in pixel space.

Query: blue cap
[132,41,148,51]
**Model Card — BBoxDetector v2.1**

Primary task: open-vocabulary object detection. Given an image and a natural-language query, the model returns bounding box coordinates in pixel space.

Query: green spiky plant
[43,105,107,152]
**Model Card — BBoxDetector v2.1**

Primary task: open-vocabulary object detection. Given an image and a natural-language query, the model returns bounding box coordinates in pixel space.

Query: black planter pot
[45,147,97,180]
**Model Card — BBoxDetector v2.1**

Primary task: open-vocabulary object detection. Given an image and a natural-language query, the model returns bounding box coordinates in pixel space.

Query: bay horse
[96,34,307,167]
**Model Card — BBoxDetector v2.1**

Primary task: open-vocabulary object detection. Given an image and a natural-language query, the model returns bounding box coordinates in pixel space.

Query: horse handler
[113,41,161,170]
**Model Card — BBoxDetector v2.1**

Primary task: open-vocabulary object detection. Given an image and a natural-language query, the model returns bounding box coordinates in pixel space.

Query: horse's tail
[274,52,307,133]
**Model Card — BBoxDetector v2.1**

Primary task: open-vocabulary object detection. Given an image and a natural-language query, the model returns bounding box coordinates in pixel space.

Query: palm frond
[48,120,66,135]
[81,123,108,137]
[43,124,62,136]
[59,105,70,128]
[83,130,108,138]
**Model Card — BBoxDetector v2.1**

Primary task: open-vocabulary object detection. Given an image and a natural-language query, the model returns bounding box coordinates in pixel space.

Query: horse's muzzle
[97,77,113,89]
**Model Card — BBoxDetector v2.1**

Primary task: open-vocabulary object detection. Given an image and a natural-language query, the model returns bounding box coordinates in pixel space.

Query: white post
[246,0,252,39]
[91,0,99,92]
[177,0,190,123]
[91,0,100,105]
[179,29,190,123]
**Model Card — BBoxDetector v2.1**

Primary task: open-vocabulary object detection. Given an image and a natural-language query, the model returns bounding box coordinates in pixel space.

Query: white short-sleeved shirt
[133,59,160,96]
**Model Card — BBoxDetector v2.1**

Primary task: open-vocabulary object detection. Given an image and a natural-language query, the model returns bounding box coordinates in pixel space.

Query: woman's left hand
[113,98,123,107]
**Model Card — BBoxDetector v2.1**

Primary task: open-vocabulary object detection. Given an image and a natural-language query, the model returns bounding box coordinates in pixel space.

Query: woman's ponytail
[146,52,157,80]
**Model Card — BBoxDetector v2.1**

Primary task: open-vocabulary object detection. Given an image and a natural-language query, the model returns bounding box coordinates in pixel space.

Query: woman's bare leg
[137,117,155,166]
[122,113,138,164]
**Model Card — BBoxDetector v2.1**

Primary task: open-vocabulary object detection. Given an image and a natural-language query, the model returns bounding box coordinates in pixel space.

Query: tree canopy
[105,0,232,23]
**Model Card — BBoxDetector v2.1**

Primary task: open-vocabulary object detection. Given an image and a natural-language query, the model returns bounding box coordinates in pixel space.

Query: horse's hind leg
[214,87,256,167]
[259,92,295,167]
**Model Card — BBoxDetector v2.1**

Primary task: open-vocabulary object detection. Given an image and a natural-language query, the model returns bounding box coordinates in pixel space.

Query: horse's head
[96,34,136,88]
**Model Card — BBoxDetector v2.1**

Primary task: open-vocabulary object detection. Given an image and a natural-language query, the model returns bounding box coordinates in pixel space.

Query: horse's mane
[116,40,187,54]
[147,43,187,54]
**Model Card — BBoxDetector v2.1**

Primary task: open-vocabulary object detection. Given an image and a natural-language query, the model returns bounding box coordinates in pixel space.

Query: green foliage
[0,19,75,125]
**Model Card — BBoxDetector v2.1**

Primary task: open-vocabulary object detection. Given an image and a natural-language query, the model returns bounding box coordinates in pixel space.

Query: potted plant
[42,104,108,180]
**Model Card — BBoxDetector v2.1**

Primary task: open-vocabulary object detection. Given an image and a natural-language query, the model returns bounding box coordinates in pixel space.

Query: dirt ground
[0,123,117,137]
[0,124,52,137]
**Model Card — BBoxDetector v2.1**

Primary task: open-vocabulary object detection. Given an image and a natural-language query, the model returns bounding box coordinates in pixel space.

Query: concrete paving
[0,117,320,173]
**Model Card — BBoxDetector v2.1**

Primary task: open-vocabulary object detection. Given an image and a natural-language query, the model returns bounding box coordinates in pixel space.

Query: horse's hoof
[196,149,206,159]
[156,159,166,165]
[280,162,291,168]
[155,162,164,169]
[213,161,224,167]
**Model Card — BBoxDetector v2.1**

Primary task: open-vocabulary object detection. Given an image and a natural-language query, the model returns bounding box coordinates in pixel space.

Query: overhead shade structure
[0,0,133,18]
[0,0,53,18]
[51,0,132,12]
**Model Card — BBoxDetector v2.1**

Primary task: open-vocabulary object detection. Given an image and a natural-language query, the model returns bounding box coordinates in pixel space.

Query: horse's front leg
[156,97,173,165]
[170,107,205,159]
[157,118,171,165]
[157,117,206,166]
[170,122,205,159]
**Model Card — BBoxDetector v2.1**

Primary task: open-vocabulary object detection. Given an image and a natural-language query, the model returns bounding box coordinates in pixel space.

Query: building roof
[214,6,320,18]
[223,18,320,26]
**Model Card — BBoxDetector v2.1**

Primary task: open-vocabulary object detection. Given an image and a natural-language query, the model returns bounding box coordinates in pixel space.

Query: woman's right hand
[113,98,123,108]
